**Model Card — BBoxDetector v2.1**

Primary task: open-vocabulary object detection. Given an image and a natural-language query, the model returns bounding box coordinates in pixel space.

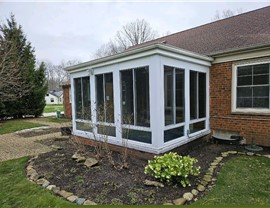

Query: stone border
[167,151,270,205]
[25,150,270,206]
[26,157,97,205]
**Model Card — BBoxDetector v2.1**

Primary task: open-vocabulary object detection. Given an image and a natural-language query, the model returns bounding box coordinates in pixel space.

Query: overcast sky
[0,1,269,65]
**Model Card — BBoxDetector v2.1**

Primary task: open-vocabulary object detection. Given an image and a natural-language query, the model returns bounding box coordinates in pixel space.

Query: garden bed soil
[33,138,254,205]
[18,128,60,137]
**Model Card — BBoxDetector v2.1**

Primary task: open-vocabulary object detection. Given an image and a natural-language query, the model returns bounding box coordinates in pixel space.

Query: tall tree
[94,19,158,58]
[212,9,243,21]
[0,14,47,118]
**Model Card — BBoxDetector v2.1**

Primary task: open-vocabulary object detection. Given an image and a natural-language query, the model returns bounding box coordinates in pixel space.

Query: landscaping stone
[84,158,98,168]
[42,180,50,188]
[197,184,205,192]
[227,151,237,154]
[200,180,209,186]
[76,156,86,163]
[221,152,229,157]
[67,195,79,202]
[210,162,219,166]
[263,154,270,159]
[247,152,254,156]
[27,168,37,176]
[58,190,73,198]
[30,172,39,181]
[72,152,80,160]
[76,198,86,205]
[37,178,50,188]
[191,189,199,196]
[46,185,56,191]
[203,175,212,182]
[237,152,246,155]
[52,186,60,194]
[26,165,33,171]
[183,192,193,201]
[83,200,97,205]
[51,145,63,150]
[173,197,186,205]
[216,156,223,161]
[144,179,164,188]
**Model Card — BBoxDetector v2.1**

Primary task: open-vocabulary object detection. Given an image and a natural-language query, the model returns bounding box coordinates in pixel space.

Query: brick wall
[62,84,72,119]
[210,60,270,147]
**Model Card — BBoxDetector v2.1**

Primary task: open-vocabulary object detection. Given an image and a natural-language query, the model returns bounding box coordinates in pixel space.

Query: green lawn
[44,104,64,113]
[195,155,270,206]
[0,120,44,135]
[38,117,71,124]
[0,157,76,208]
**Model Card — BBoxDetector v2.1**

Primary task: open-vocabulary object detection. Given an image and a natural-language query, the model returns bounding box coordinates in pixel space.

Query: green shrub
[144,152,200,187]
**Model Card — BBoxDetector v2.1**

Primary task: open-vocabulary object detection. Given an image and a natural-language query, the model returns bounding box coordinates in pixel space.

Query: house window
[74,76,91,120]
[190,71,206,120]
[236,63,269,109]
[164,66,185,125]
[50,98,54,103]
[96,73,114,123]
[121,66,150,127]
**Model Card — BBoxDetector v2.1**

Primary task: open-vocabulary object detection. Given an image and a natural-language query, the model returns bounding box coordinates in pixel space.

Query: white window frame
[232,61,270,114]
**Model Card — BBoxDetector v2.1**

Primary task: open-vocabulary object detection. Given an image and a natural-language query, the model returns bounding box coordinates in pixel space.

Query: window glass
[96,74,104,121]
[105,73,114,123]
[199,73,206,118]
[121,69,134,124]
[190,71,198,120]
[74,78,82,119]
[82,77,91,119]
[76,121,92,132]
[164,126,184,142]
[164,66,174,125]
[189,121,205,134]
[122,128,151,144]
[175,69,185,123]
[136,67,150,127]
[236,63,269,109]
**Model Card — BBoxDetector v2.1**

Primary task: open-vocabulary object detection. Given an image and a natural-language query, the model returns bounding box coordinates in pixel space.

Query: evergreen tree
[0,14,47,118]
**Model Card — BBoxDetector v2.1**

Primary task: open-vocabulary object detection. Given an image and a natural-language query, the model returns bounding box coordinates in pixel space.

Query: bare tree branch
[212,8,244,21]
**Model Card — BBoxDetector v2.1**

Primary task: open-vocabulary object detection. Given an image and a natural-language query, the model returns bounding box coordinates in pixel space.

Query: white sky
[0,1,269,64]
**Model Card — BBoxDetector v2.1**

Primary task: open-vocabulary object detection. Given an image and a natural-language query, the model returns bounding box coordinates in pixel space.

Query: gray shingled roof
[49,90,63,97]
[129,6,270,55]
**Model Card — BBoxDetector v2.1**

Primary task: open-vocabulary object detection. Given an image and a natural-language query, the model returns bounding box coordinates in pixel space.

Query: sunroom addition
[67,44,213,154]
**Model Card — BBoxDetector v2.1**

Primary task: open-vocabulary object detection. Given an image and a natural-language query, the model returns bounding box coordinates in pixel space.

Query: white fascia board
[66,44,213,73]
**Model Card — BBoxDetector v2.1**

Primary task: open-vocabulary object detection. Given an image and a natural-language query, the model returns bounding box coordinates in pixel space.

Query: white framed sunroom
[67,44,213,154]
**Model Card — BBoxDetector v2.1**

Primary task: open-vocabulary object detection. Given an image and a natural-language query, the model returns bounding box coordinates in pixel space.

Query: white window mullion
[173,68,176,124]
[103,74,106,122]
[196,72,199,119]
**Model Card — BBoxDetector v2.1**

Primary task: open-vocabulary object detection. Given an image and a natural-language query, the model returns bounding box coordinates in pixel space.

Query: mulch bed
[33,138,248,205]
[17,128,60,137]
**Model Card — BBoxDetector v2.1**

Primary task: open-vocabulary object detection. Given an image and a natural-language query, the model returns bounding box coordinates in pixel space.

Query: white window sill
[232,108,270,115]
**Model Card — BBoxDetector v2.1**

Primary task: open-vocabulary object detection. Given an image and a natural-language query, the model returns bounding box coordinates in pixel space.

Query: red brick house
[66,6,270,153]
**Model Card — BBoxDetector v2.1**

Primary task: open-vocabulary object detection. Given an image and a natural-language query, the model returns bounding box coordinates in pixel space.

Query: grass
[38,117,71,124]
[0,120,44,135]
[44,104,64,113]
[0,157,77,208]
[195,155,270,206]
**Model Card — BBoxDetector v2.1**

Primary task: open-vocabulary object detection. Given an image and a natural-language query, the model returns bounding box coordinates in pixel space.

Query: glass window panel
[164,126,184,142]
[237,98,252,108]
[164,66,174,125]
[190,71,197,120]
[237,87,252,98]
[253,98,269,108]
[105,73,114,123]
[97,125,116,137]
[253,86,269,97]
[122,128,151,144]
[199,73,206,118]
[74,78,82,119]
[96,74,104,121]
[135,67,150,127]
[189,121,205,134]
[253,75,269,85]
[253,64,269,75]
[237,66,252,76]
[237,76,252,86]
[82,77,91,120]
[175,69,185,123]
[76,122,92,132]
[121,69,134,125]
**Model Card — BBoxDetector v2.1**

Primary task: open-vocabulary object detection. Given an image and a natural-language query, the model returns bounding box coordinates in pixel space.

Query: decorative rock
[200,180,209,186]
[173,197,186,205]
[237,152,246,155]
[72,152,80,160]
[221,153,229,157]
[203,175,212,182]
[76,156,86,163]
[27,168,37,176]
[163,202,174,205]
[58,190,73,198]
[263,154,270,159]
[84,158,98,168]
[37,178,50,188]
[191,189,199,196]
[247,152,254,156]
[76,198,86,205]
[30,172,39,181]
[67,195,79,202]
[83,200,97,205]
[183,192,193,201]
[46,185,56,191]
[52,186,60,194]
[51,145,63,150]
[227,151,237,154]
[26,165,33,171]
[42,180,50,188]
[216,156,223,161]
[210,162,219,166]
[144,179,164,188]
[197,184,205,192]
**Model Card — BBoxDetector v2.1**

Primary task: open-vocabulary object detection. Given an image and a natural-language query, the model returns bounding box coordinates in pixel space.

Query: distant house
[66,6,270,154]
[45,90,63,105]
